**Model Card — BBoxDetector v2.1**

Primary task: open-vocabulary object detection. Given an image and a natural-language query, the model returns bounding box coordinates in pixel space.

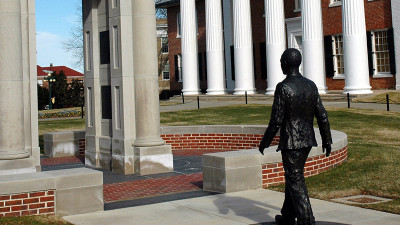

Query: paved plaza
[41,149,400,225]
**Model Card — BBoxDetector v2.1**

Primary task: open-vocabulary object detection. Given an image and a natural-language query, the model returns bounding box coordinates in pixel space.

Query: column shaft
[265,0,286,95]
[391,0,400,90]
[0,1,29,160]
[233,0,255,95]
[342,0,372,94]
[205,0,226,95]
[132,0,164,147]
[181,0,200,95]
[301,0,327,94]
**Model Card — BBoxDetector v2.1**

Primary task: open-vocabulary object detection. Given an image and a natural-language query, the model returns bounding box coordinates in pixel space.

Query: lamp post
[45,73,56,110]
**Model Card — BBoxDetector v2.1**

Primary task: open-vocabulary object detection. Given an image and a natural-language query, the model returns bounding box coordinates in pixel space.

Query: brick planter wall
[0,190,55,217]
[262,146,348,187]
[161,134,279,150]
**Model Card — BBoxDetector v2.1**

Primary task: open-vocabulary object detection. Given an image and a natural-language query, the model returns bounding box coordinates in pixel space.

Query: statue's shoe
[275,214,295,225]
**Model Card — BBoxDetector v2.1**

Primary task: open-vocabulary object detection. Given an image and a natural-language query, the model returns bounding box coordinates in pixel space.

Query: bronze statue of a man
[259,48,332,225]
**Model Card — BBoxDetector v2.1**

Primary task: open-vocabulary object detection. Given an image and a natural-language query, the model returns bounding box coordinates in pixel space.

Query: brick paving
[104,173,203,203]
[40,149,227,204]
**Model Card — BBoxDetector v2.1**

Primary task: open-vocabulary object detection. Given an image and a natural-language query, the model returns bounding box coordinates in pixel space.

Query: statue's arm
[259,84,285,154]
[315,95,333,147]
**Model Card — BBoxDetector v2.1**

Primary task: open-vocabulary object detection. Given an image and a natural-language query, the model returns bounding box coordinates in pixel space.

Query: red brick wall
[0,190,55,217]
[262,146,348,187]
[327,76,396,90]
[161,133,279,150]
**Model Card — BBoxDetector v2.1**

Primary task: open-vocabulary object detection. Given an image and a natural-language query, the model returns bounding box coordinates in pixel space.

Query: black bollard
[245,91,248,104]
[386,94,390,111]
[81,105,84,118]
[197,96,200,109]
[347,93,350,108]
[182,93,185,104]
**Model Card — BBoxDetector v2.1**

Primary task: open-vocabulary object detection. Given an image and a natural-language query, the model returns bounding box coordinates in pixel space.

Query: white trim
[329,0,342,8]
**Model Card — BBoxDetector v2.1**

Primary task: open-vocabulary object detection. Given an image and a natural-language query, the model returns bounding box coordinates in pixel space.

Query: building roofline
[156,0,179,8]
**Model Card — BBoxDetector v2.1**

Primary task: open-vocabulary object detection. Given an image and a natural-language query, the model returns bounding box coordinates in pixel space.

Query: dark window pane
[101,85,112,119]
[100,31,110,64]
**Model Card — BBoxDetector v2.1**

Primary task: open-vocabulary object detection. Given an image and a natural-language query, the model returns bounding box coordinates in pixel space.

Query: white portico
[165,0,383,95]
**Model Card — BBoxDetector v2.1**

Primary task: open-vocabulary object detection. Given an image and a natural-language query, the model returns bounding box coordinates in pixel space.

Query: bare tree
[62,3,84,70]
[63,1,167,71]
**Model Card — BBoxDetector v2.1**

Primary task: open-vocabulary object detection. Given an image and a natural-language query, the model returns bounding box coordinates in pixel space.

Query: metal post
[182,93,185,104]
[386,94,390,111]
[81,105,84,118]
[245,91,248,104]
[197,96,200,109]
[347,93,350,108]
[49,82,53,110]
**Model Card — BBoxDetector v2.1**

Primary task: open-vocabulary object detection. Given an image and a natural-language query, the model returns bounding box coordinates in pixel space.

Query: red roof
[37,65,83,77]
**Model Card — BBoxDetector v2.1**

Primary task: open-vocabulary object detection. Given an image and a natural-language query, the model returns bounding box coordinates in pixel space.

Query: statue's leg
[281,185,296,220]
[281,148,315,225]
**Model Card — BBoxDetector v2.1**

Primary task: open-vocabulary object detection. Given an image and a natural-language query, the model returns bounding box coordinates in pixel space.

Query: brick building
[37,65,84,88]
[157,0,400,95]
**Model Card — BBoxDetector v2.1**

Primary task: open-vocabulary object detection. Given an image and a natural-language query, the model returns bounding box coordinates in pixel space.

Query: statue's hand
[259,140,266,155]
[322,144,332,157]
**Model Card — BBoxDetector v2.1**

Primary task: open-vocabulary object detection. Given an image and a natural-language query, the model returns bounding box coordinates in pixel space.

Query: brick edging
[262,146,348,187]
[161,133,279,150]
[0,190,55,217]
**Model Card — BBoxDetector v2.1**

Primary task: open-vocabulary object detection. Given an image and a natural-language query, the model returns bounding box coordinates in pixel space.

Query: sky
[36,0,83,72]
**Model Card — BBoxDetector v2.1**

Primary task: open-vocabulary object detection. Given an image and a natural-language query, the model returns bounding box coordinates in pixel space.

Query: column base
[233,89,256,95]
[206,89,227,95]
[182,89,201,96]
[134,137,165,147]
[0,157,36,175]
[396,85,400,90]
[265,88,275,96]
[0,150,30,160]
[318,87,328,95]
[134,145,173,175]
[343,86,373,95]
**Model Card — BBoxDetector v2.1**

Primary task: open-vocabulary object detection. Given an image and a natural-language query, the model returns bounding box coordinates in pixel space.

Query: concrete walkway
[64,189,400,225]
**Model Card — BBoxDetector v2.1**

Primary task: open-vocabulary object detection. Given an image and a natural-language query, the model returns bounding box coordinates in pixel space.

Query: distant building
[157,0,400,95]
[157,18,171,93]
[37,65,84,87]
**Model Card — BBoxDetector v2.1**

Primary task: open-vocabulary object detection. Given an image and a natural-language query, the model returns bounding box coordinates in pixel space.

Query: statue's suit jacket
[262,74,332,150]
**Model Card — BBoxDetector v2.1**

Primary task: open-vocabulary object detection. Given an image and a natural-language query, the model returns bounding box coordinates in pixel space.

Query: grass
[36,104,400,214]
[0,215,72,224]
[161,104,400,214]
[353,91,400,104]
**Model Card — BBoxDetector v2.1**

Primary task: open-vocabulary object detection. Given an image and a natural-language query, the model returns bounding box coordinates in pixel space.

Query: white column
[132,0,164,147]
[132,0,173,175]
[391,0,400,90]
[205,0,226,95]
[342,0,372,94]
[181,0,201,95]
[0,1,30,160]
[233,0,255,95]
[301,0,327,94]
[265,0,286,95]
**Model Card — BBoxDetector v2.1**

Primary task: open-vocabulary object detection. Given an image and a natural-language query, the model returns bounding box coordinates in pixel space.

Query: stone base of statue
[134,145,173,175]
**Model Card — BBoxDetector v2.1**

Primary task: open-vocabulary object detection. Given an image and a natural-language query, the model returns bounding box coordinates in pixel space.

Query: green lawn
[36,104,400,214]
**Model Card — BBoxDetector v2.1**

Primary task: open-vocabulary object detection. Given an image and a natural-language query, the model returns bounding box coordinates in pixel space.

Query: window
[372,30,391,74]
[161,37,168,53]
[163,63,170,80]
[99,31,110,65]
[294,0,301,12]
[177,12,181,37]
[332,34,344,77]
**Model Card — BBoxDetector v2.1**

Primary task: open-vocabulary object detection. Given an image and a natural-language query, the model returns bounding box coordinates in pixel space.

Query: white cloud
[36,31,82,72]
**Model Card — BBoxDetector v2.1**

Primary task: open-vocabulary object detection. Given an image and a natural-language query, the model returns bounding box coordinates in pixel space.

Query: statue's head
[280,48,302,75]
